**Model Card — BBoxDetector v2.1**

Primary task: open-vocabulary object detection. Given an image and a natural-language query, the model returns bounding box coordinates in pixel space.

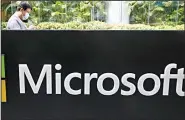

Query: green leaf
[56,1,62,5]
[62,4,67,9]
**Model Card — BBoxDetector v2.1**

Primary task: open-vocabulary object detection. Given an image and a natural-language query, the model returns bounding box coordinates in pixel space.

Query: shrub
[1,22,30,30]
[1,22,7,30]
[1,21,184,30]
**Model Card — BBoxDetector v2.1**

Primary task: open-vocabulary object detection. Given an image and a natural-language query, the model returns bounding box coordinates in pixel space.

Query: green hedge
[1,22,7,30]
[2,21,184,30]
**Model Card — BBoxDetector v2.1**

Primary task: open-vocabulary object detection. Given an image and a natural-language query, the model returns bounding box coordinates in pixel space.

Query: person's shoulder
[7,14,19,24]
[7,15,15,22]
[7,16,19,29]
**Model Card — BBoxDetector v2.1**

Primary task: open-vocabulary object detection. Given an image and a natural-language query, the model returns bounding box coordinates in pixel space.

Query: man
[7,1,36,30]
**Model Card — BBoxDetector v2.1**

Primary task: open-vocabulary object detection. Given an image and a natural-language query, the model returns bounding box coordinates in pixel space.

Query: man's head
[17,1,32,20]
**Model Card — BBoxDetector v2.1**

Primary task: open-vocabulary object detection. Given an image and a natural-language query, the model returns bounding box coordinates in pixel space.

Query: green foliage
[1,2,16,21]
[29,1,106,24]
[1,22,7,30]
[129,1,184,25]
[2,1,184,25]
[2,21,184,30]
[30,1,182,25]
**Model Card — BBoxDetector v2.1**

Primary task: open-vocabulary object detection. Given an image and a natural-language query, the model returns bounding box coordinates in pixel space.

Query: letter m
[19,64,52,94]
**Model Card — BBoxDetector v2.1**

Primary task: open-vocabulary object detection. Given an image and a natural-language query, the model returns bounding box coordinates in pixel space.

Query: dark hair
[17,1,32,11]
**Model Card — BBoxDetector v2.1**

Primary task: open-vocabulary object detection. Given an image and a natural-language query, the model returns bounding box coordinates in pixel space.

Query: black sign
[1,30,185,120]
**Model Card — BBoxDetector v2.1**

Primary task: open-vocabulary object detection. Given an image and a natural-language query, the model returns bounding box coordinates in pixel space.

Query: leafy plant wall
[129,1,184,25]
[1,1,184,25]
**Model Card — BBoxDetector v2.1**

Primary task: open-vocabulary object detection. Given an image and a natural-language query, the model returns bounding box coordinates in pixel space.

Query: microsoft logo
[0,54,184,99]
[1,54,7,102]
[19,63,185,96]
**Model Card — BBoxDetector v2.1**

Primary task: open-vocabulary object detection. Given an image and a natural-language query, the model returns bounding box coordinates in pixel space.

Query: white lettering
[97,73,119,95]
[64,73,81,95]
[176,68,185,96]
[18,63,184,96]
[55,64,62,94]
[84,73,98,95]
[19,64,52,94]
[121,73,136,96]
[138,73,160,96]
